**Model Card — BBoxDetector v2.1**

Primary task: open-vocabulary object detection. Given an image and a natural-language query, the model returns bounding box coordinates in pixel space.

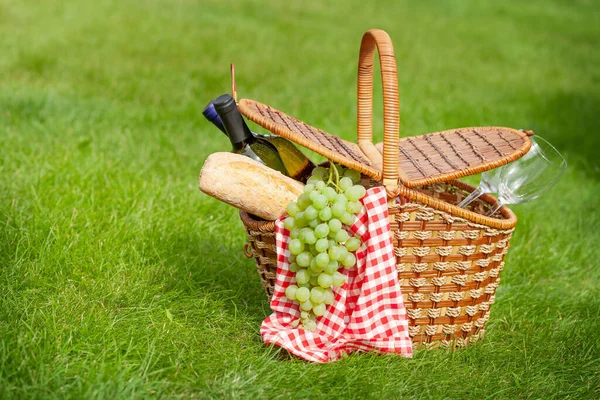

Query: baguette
[198,152,304,220]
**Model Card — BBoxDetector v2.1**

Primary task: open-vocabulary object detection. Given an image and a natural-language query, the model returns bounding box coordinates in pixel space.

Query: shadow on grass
[140,215,271,320]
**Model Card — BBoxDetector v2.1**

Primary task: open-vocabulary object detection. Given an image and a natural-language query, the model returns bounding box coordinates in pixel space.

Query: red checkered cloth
[260,186,413,363]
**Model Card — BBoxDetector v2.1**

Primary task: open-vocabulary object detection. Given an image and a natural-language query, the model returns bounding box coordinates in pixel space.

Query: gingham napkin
[260,186,413,363]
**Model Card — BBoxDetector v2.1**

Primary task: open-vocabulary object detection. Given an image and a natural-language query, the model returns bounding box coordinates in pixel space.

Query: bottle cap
[213,93,252,146]
[213,94,237,114]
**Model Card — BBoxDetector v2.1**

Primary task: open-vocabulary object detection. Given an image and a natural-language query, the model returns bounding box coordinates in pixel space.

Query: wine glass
[486,136,567,216]
[458,130,540,209]
[456,167,503,208]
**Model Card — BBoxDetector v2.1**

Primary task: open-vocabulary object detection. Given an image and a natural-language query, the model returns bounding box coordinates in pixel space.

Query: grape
[344,185,365,202]
[304,206,318,221]
[318,273,333,288]
[309,257,322,272]
[343,169,361,184]
[300,299,314,311]
[315,181,326,191]
[323,187,337,201]
[324,260,339,274]
[311,167,328,178]
[296,252,312,267]
[339,177,353,191]
[345,237,361,252]
[346,201,363,214]
[285,285,298,300]
[308,219,319,229]
[310,287,325,304]
[332,271,346,287]
[315,252,329,268]
[304,230,317,244]
[297,193,311,210]
[308,189,320,202]
[331,201,346,218]
[312,303,326,316]
[318,206,332,221]
[312,194,328,210]
[328,219,342,233]
[290,228,300,239]
[289,254,296,263]
[340,212,356,226]
[315,238,329,253]
[303,184,315,194]
[324,289,335,305]
[287,202,300,217]
[328,246,343,261]
[334,229,349,243]
[294,213,307,228]
[338,245,349,261]
[314,223,329,239]
[289,262,299,272]
[306,175,323,185]
[334,193,348,205]
[342,252,357,268]
[345,202,355,214]
[289,239,304,255]
[304,319,317,331]
[296,287,310,303]
[299,228,310,241]
[309,268,320,277]
[296,270,310,286]
[309,276,320,286]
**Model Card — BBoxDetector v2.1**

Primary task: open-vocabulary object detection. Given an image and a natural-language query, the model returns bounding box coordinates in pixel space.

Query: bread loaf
[198,152,304,220]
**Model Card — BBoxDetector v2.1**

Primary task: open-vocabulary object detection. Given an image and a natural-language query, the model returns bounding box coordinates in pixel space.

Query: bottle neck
[213,95,254,151]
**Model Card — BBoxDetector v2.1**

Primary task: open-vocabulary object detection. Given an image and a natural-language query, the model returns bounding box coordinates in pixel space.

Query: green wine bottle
[213,94,288,176]
[206,96,315,181]
[260,135,315,182]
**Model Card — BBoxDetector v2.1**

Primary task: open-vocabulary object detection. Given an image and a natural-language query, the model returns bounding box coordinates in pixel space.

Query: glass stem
[487,202,503,217]
[457,186,484,208]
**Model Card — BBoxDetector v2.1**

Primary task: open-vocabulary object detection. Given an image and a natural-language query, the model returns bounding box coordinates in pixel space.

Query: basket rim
[239,180,517,231]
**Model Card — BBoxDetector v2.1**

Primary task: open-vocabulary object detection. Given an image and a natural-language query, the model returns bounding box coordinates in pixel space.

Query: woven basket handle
[357,29,408,190]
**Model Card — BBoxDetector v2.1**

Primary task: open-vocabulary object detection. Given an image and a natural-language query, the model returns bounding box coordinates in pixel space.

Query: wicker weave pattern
[239,99,381,179]
[240,181,514,348]
[375,127,530,187]
[240,99,531,188]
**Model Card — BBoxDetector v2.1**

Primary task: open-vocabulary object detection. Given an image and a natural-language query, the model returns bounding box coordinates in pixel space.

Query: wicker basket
[241,180,515,348]
[237,29,527,348]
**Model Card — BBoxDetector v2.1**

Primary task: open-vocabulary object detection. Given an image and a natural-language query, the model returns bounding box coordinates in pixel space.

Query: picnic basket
[238,29,532,348]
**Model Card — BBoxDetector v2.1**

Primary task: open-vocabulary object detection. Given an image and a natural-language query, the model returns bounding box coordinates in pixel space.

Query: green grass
[1,0,599,398]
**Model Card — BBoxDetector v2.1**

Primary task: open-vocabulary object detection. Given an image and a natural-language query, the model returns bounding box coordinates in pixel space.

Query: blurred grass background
[1,0,599,398]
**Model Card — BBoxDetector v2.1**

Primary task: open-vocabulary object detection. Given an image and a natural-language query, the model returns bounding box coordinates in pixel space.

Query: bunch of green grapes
[283,163,367,331]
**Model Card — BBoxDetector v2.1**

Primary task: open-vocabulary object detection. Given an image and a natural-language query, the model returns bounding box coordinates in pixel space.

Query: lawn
[1,0,599,398]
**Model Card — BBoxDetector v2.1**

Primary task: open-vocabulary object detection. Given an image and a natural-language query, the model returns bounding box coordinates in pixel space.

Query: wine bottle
[213,94,288,176]
[205,96,315,181]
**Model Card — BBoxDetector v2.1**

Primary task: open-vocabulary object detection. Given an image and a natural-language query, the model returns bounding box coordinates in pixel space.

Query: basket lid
[238,98,532,187]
